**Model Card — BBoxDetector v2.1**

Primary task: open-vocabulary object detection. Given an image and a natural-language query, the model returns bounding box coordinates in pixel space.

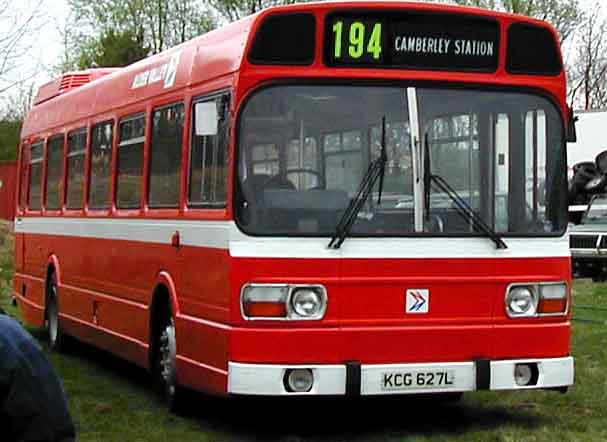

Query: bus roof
[21,14,257,139]
[22,1,563,140]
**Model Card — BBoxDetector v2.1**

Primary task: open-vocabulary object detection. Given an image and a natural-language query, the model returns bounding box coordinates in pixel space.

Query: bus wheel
[46,273,65,352]
[155,313,184,412]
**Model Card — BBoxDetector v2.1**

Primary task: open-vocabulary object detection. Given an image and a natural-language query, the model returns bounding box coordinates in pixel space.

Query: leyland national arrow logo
[406,289,430,314]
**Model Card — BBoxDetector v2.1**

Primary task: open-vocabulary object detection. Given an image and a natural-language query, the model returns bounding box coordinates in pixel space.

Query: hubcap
[587,177,602,189]
[159,319,177,397]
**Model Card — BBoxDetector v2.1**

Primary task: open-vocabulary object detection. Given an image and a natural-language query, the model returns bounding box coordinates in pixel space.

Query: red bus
[14,1,575,408]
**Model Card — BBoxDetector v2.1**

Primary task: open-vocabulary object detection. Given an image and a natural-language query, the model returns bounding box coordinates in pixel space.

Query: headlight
[241,284,328,320]
[290,287,327,319]
[506,285,538,317]
[506,282,569,318]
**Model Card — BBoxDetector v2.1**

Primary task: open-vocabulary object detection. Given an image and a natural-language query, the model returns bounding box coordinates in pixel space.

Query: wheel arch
[46,254,61,286]
[148,271,180,371]
[45,254,62,315]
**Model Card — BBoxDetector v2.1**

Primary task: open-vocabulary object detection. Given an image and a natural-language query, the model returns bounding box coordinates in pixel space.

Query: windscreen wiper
[329,117,387,249]
[423,133,507,250]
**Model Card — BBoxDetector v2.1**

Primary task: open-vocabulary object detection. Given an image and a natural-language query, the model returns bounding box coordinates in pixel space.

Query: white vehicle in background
[570,195,607,281]
[567,109,607,224]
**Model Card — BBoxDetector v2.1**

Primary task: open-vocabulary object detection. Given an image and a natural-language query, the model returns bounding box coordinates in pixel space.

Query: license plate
[381,369,456,391]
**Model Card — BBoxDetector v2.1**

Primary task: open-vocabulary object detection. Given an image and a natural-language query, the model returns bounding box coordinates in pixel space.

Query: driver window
[189,93,230,208]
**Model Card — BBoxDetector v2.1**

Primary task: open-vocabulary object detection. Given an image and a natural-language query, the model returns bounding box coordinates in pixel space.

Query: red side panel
[0,161,16,220]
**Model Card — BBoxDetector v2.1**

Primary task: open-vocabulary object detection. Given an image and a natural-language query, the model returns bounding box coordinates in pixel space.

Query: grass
[0,221,17,317]
[1,221,607,441]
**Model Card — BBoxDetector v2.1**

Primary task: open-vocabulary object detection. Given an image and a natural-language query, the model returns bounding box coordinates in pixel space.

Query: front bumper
[571,250,605,259]
[228,357,574,395]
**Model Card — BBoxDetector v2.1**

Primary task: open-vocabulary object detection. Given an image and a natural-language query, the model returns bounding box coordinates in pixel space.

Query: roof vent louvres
[33,68,120,106]
[59,73,93,92]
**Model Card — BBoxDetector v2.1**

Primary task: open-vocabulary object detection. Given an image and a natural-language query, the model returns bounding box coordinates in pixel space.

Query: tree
[0,81,35,161]
[210,0,317,22]
[1,82,35,121]
[0,1,44,161]
[62,0,216,71]
[567,6,607,109]
[504,0,581,42]
[74,29,149,70]
[0,0,46,94]
[0,119,21,161]
[449,0,582,42]
[450,0,497,7]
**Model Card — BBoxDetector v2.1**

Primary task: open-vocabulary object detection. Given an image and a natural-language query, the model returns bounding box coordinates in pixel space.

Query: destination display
[325,12,500,72]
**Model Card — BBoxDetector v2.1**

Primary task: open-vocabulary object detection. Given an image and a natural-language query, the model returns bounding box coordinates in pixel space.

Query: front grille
[600,236,607,249]
[570,235,598,249]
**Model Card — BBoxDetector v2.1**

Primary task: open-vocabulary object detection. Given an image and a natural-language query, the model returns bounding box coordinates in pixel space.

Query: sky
[0,0,69,110]
[39,0,70,75]
[1,0,604,111]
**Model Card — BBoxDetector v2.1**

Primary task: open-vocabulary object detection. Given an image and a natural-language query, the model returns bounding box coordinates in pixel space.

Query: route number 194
[332,20,383,61]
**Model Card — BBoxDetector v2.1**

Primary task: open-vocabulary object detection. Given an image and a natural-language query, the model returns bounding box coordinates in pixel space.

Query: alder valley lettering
[393,36,495,57]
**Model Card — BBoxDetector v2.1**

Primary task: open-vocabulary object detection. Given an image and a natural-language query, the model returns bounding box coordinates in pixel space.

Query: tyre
[573,161,597,178]
[46,273,66,352]
[596,150,607,174]
[154,310,186,412]
[572,161,598,189]
[584,174,607,193]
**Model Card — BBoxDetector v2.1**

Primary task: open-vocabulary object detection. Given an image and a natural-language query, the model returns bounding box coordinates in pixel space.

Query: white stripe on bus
[15,217,231,249]
[15,217,570,259]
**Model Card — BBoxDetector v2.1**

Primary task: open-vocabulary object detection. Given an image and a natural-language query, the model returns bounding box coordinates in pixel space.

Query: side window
[89,121,114,209]
[189,93,230,207]
[28,142,44,210]
[149,103,184,208]
[117,114,145,209]
[66,129,87,209]
[45,135,64,210]
[19,144,29,211]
